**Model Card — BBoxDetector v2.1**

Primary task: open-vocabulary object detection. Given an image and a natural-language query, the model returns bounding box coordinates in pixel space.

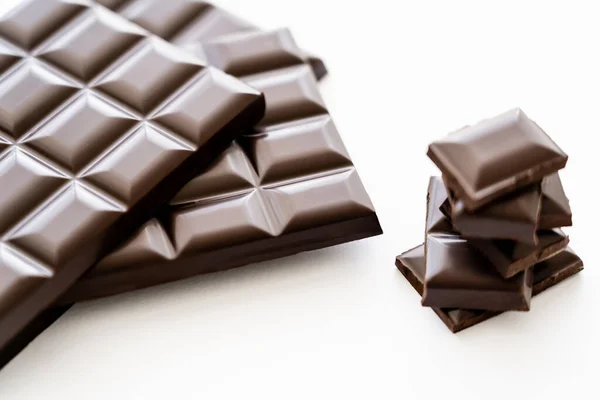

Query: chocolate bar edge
[60,213,382,304]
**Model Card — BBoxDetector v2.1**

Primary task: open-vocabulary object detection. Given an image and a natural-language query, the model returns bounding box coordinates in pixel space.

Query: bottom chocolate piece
[396,245,583,333]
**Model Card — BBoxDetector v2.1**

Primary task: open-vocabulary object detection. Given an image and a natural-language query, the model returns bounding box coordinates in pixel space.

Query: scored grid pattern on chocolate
[94,0,327,80]
[61,0,380,301]
[0,0,259,337]
[91,63,375,273]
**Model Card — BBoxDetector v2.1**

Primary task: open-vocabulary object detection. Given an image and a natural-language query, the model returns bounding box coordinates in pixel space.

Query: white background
[0,0,597,399]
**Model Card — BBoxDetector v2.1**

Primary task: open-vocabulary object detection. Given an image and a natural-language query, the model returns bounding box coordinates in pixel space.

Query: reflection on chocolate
[428,108,567,211]
[422,177,532,311]
[0,0,264,360]
[396,244,583,333]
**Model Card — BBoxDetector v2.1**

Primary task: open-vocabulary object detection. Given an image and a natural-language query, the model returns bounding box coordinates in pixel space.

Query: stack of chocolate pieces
[396,108,583,333]
[0,0,382,368]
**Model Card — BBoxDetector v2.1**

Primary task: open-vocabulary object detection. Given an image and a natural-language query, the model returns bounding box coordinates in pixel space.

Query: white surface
[0,0,597,399]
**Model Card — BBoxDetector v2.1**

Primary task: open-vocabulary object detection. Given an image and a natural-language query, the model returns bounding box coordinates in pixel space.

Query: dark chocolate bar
[0,1,264,357]
[428,108,568,211]
[424,177,533,311]
[396,244,583,333]
[95,0,327,80]
[57,23,380,303]
[440,172,571,244]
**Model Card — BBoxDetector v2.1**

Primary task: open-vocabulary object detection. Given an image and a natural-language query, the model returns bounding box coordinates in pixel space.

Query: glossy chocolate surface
[57,8,380,303]
[440,173,571,243]
[469,229,570,279]
[95,0,327,80]
[396,244,583,333]
[428,108,568,211]
[539,172,572,229]
[0,0,264,354]
[444,182,542,244]
[423,177,533,311]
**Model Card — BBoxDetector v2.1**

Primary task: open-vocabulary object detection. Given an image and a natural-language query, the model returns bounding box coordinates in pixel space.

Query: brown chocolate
[396,244,583,333]
[423,177,533,311]
[428,108,568,211]
[0,0,264,358]
[439,172,571,244]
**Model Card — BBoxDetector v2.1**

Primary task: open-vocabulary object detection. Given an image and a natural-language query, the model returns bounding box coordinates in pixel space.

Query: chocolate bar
[440,172,571,244]
[396,244,583,333]
[60,61,382,303]
[95,0,327,80]
[424,177,533,311]
[0,1,264,358]
[428,108,568,211]
[49,4,381,303]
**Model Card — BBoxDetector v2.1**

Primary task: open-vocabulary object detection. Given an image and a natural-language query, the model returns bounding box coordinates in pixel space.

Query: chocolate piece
[469,229,570,279]
[0,1,264,357]
[539,172,572,229]
[423,177,533,311]
[59,56,380,303]
[443,182,542,245]
[95,0,327,80]
[396,244,584,333]
[428,108,568,211]
[440,173,571,242]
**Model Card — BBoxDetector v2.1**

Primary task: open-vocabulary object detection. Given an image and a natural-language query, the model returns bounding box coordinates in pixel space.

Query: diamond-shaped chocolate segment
[0,62,78,139]
[94,37,204,113]
[428,108,568,210]
[39,7,147,81]
[0,0,86,50]
[24,93,137,172]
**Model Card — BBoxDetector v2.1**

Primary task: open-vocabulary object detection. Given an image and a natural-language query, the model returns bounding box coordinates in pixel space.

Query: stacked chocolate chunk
[396,108,583,332]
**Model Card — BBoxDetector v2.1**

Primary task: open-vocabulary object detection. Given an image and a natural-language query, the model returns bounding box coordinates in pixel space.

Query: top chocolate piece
[428,108,567,211]
[0,0,264,352]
